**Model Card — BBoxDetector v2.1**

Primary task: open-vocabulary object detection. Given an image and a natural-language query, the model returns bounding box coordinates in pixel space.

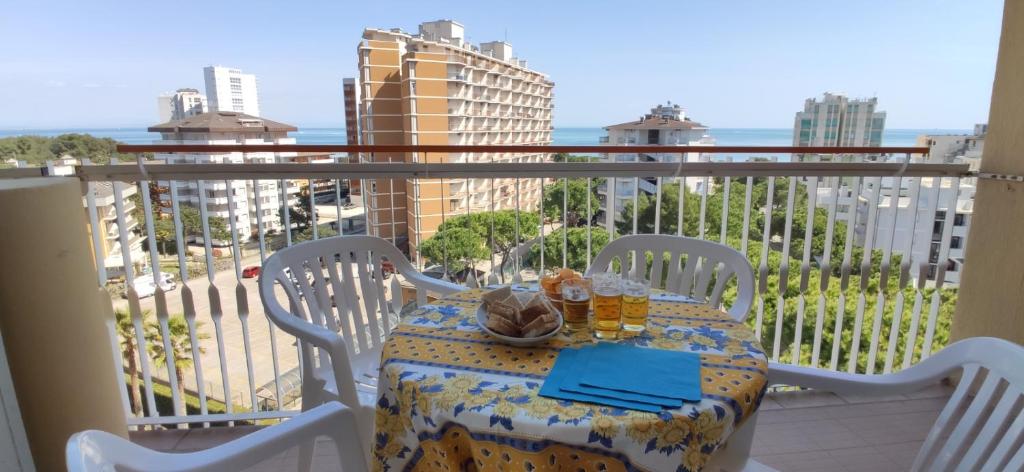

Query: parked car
[242,266,261,278]
[127,275,175,299]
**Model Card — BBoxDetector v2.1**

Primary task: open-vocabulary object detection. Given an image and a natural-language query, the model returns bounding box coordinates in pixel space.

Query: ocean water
[0,126,970,155]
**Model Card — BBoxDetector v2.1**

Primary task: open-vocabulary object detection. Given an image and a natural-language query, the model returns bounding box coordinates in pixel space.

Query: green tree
[419,226,489,275]
[0,133,148,166]
[114,308,146,416]
[551,153,600,163]
[281,190,314,230]
[146,315,209,417]
[526,227,612,273]
[150,206,231,252]
[542,178,600,227]
[293,224,338,244]
[417,210,540,282]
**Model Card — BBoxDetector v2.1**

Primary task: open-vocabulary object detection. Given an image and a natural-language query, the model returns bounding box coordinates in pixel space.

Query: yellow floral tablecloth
[373,286,768,472]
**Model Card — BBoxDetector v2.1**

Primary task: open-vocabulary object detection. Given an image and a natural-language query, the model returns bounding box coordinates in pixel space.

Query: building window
[946,259,958,272]
[953,213,967,226]
[950,236,963,249]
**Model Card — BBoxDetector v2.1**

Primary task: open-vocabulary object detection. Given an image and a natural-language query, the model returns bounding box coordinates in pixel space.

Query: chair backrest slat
[587,235,755,321]
[324,257,357,358]
[337,250,371,353]
[960,383,1022,471]
[353,250,384,352]
[709,265,735,307]
[981,394,1024,472]
[933,371,1002,467]
[371,252,393,334]
[913,364,981,470]
[649,250,666,290]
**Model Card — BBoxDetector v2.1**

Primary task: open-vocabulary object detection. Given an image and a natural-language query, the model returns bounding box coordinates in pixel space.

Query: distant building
[825,125,986,287]
[793,92,886,161]
[342,78,361,195]
[149,112,299,241]
[204,66,260,116]
[342,78,359,145]
[598,102,715,223]
[358,19,553,258]
[157,88,208,122]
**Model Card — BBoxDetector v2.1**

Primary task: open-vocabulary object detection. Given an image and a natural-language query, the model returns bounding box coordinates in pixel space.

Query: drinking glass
[560,278,591,330]
[591,273,622,339]
[621,279,650,334]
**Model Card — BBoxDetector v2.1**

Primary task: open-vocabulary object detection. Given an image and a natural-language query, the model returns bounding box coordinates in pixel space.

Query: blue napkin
[577,342,702,402]
[558,346,684,408]
[538,348,662,412]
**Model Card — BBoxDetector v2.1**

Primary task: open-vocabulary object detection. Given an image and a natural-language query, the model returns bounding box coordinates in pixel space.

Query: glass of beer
[561,278,591,330]
[621,279,650,335]
[591,273,622,339]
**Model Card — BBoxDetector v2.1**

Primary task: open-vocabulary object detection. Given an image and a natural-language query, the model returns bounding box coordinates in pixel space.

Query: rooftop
[604,117,706,131]
[149,112,297,134]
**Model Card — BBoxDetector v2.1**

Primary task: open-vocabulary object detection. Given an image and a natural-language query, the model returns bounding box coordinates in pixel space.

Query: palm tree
[114,307,146,416]
[146,315,208,417]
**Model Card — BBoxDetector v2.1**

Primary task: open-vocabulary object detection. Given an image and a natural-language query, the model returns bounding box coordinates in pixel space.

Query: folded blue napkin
[577,342,702,402]
[558,346,684,408]
[538,348,662,412]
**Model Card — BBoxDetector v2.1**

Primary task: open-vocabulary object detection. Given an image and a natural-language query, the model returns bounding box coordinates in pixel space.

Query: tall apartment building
[342,78,362,195]
[793,92,886,161]
[150,112,299,242]
[204,66,261,116]
[343,78,360,145]
[157,88,208,122]
[357,19,554,257]
[598,102,714,223]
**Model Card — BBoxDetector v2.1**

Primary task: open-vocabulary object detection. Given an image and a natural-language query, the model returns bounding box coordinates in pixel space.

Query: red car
[242,266,261,278]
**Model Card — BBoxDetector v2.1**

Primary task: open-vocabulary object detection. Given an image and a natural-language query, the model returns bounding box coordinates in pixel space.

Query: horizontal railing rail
[115,144,929,154]
[67,161,970,182]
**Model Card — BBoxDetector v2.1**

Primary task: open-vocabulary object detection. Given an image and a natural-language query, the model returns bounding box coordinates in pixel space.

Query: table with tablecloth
[373,286,768,472]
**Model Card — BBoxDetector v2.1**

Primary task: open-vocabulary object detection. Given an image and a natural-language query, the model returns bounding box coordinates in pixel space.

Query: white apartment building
[149,112,298,242]
[358,20,554,256]
[157,88,208,122]
[793,93,886,161]
[598,102,715,223]
[204,66,261,117]
[820,125,986,287]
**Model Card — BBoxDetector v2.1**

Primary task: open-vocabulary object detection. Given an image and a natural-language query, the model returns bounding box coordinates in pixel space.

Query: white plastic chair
[769,337,1024,471]
[586,234,755,321]
[66,402,368,472]
[258,235,463,447]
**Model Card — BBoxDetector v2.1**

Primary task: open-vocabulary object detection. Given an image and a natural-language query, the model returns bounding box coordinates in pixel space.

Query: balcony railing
[2,144,974,431]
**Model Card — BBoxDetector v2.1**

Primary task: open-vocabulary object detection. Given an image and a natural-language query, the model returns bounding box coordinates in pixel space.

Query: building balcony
[0,143,1003,471]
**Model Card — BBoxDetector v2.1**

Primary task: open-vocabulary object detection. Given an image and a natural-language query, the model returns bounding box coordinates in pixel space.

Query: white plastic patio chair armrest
[768,358,960,397]
[67,402,368,472]
[264,304,349,354]
[400,271,465,295]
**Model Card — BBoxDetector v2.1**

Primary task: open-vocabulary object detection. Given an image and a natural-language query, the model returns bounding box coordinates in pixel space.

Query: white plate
[476,303,563,347]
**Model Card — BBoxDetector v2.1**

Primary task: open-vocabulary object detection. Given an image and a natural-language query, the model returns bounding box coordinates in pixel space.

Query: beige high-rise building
[357,19,554,259]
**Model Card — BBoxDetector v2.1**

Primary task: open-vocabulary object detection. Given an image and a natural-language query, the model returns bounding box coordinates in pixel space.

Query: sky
[0,0,1004,129]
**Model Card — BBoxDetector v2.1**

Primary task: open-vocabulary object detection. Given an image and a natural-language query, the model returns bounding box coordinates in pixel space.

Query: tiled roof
[150,112,297,133]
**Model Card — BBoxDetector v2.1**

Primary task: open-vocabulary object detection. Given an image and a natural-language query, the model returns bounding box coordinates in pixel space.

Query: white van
[127,274,176,299]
